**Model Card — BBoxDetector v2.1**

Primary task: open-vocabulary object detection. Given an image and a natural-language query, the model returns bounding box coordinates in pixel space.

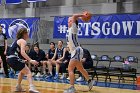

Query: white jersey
[66,23,80,53]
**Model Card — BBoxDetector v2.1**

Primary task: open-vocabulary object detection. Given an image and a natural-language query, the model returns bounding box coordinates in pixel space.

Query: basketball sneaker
[88,79,95,91]
[63,86,76,93]
[15,85,26,92]
[54,74,59,79]
[29,85,40,93]
[76,76,84,82]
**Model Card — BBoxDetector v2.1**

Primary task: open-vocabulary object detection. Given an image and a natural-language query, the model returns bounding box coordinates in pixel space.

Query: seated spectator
[76,48,93,82]
[60,46,71,79]
[47,40,66,79]
[30,45,46,77]
[42,42,55,76]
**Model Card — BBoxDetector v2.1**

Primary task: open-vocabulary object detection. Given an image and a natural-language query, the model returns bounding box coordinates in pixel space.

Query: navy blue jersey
[48,49,55,59]
[56,47,64,59]
[8,40,22,58]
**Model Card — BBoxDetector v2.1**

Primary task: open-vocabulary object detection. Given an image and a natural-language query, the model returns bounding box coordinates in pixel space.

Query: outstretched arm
[68,13,84,28]
[71,13,85,23]
[68,11,90,27]
[17,39,38,65]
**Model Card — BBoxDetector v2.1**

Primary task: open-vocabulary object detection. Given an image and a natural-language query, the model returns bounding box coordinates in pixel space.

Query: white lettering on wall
[91,22,101,35]
[102,22,110,35]
[122,21,134,35]
[84,23,91,36]
[136,21,140,35]
[78,23,83,36]
[112,22,120,35]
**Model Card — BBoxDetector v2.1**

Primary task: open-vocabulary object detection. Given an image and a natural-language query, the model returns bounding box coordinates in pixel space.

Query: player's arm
[68,14,83,28]
[19,39,39,65]
[51,48,57,60]
[70,11,91,23]
[71,13,85,23]
[19,39,32,61]
[68,11,88,27]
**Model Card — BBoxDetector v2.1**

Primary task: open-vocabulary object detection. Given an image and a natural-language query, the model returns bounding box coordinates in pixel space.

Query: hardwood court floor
[0,78,139,93]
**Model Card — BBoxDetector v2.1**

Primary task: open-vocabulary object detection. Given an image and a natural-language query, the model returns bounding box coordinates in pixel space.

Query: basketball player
[42,42,55,76]
[7,28,40,93]
[64,11,94,93]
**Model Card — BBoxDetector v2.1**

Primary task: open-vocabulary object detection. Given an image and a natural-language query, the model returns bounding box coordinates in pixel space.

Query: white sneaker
[32,72,36,77]
[64,86,76,93]
[88,79,95,91]
[29,85,40,93]
[35,72,41,77]
[15,85,26,92]
[76,77,84,82]
[60,75,65,79]
[67,77,70,80]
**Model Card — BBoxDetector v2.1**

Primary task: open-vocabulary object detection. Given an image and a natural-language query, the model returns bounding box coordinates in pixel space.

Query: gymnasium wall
[0,0,140,71]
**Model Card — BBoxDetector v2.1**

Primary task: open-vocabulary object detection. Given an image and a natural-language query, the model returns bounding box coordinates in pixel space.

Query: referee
[0,24,9,78]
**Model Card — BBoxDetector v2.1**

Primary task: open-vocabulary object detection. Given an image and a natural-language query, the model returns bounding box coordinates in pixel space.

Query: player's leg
[47,60,53,75]
[60,62,67,79]
[15,71,25,92]
[36,63,42,77]
[54,61,60,79]
[76,61,94,91]
[20,65,39,93]
[69,59,77,85]
[78,46,95,90]
[42,61,47,75]
[64,59,77,93]
[76,62,89,81]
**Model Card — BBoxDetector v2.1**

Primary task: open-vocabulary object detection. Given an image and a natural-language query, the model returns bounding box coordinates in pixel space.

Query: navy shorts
[7,57,25,71]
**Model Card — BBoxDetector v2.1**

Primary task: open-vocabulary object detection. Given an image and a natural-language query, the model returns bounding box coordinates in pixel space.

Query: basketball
[82,11,92,22]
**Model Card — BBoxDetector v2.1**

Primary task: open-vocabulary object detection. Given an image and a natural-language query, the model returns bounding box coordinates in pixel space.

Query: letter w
[122,21,134,35]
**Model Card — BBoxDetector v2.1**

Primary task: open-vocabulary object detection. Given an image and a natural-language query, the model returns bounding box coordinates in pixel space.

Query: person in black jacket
[30,45,46,77]
[76,48,93,82]
[0,24,9,78]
